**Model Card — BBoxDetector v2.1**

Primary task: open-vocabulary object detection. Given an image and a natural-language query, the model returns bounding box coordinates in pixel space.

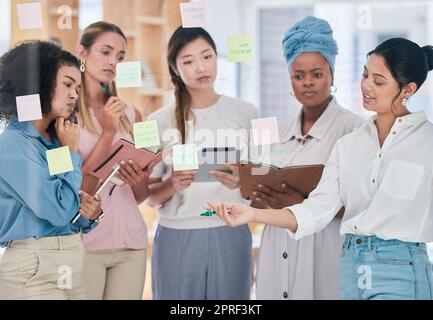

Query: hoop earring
[80,59,86,73]
[402,98,407,106]
[331,85,337,94]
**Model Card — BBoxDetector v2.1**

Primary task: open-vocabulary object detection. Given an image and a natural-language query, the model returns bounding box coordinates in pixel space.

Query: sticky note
[173,144,199,171]
[16,94,43,122]
[228,36,253,63]
[17,2,43,30]
[116,61,142,88]
[251,117,280,146]
[180,2,207,28]
[46,146,74,176]
[134,120,160,148]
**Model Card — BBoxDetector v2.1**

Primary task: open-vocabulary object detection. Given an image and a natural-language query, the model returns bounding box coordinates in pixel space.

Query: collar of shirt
[285,96,341,143]
[9,116,58,149]
[363,111,428,133]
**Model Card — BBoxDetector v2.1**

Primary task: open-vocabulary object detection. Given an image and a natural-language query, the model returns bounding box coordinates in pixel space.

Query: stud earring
[331,85,338,94]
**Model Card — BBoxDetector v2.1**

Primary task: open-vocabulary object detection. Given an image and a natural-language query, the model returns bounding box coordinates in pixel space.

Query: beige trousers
[0,233,85,300]
[83,249,147,300]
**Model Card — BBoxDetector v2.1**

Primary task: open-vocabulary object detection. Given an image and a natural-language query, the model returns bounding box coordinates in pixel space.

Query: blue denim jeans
[339,234,433,300]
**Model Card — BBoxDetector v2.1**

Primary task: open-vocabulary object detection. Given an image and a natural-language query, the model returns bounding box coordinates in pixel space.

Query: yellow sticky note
[228,36,253,63]
[134,120,160,148]
[46,146,74,176]
[173,144,199,171]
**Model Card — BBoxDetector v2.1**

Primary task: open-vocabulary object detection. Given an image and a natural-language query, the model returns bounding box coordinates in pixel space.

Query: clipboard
[71,164,121,224]
[238,162,325,200]
[88,138,164,184]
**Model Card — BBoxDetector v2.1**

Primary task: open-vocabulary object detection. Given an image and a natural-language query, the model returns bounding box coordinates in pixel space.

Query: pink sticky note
[16,94,43,122]
[251,117,280,146]
[17,2,43,30]
[180,2,207,28]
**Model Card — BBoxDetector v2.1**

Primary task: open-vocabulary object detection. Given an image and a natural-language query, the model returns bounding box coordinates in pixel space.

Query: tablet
[195,147,240,182]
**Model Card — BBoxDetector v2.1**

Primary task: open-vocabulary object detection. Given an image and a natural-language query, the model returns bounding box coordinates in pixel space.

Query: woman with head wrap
[208,28,433,299]
[249,15,363,299]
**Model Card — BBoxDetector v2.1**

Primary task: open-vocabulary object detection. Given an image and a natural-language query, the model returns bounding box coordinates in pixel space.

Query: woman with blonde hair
[75,21,153,300]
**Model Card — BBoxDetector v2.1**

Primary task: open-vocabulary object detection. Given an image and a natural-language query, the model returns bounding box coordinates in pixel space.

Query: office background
[0,0,432,299]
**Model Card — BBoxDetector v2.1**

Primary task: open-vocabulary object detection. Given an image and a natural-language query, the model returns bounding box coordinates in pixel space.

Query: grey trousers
[152,224,253,300]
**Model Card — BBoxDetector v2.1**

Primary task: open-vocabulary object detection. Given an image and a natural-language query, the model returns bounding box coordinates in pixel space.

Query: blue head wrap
[282,15,338,75]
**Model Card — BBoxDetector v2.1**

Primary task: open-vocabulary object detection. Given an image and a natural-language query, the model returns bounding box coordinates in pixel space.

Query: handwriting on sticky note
[17,2,43,30]
[180,2,207,28]
[251,117,280,146]
[228,36,253,63]
[16,94,43,122]
[46,146,74,176]
[173,144,199,171]
[134,120,160,148]
[116,61,142,88]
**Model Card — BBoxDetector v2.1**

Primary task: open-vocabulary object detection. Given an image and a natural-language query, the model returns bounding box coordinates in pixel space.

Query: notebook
[88,139,164,184]
[238,162,325,200]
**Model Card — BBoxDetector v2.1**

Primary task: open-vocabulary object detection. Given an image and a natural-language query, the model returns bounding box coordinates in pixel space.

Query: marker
[200,210,217,217]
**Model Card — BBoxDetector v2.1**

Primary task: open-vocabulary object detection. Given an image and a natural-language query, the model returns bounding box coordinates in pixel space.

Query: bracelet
[90,209,104,223]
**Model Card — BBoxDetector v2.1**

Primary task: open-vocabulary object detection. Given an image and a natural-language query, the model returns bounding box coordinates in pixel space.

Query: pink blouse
[78,104,147,251]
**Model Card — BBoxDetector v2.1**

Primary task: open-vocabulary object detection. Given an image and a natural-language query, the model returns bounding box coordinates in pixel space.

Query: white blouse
[288,111,433,243]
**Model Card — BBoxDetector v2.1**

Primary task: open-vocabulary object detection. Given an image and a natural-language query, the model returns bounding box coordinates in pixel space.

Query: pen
[99,82,133,137]
[99,82,112,97]
[200,210,217,217]
[71,164,121,224]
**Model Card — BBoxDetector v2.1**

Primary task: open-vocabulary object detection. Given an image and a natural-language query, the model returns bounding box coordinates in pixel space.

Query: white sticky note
[16,94,43,122]
[46,146,74,176]
[116,61,142,88]
[173,144,199,171]
[180,2,207,28]
[251,117,281,146]
[17,2,43,30]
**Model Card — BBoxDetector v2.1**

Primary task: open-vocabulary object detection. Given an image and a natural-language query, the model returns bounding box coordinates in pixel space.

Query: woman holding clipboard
[249,16,363,300]
[75,22,153,300]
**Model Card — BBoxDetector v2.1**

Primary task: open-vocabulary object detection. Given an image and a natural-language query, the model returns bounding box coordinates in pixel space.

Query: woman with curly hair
[0,41,102,300]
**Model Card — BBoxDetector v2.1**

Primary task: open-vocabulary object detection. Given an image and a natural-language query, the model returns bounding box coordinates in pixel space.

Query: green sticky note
[173,144,199,171]
[228,36,253,63]
[134,120,160,148]
[116,61,142,88]
[46,146,74,176]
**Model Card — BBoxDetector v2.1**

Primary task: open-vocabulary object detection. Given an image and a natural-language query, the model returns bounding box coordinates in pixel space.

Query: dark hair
[0,40,80,122]
[167,27,217,144]
[368,38,433,106]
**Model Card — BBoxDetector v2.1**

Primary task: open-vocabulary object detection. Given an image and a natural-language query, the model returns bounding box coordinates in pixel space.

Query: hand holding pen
[99,82,133,137]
